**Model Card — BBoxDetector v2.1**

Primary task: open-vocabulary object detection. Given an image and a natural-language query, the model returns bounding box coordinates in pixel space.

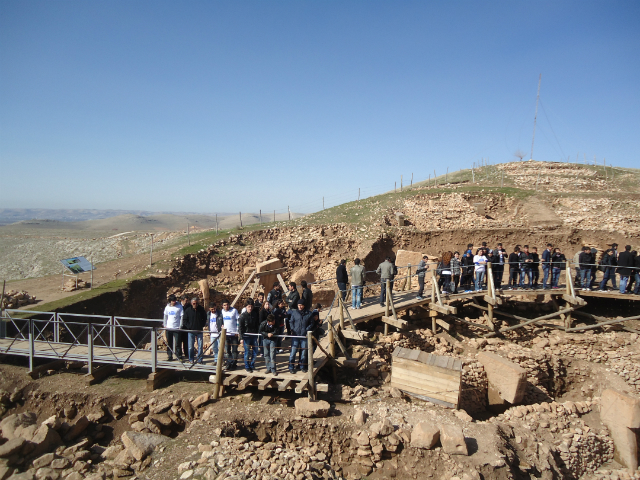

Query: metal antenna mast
[530,74,542,161]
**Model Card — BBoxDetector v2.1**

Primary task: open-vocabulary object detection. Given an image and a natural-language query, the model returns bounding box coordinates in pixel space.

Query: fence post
[339,296,345,330]
[406,264,412,291]
[327,315,337,383]
[110,317,115,348]
[213,328,227,400]
[307,331,316,400]
[151,327,157,373]
[87,322,93,375]
[28,318,34,372]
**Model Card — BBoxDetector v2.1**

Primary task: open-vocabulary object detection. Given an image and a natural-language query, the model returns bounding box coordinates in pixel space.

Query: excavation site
[1,161,640,480]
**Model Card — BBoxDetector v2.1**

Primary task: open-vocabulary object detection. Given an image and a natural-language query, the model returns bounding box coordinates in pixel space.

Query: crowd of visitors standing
[161,241,638,373]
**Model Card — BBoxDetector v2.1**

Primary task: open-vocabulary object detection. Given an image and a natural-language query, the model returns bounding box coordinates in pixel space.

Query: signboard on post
[60,257,95,274]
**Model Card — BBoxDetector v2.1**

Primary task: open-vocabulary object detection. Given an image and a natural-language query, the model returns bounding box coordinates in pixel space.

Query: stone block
[478,352,527,404]
[410,422,440,449]
[600,389,640,429]
[256,258,283,293]
[294,398,330,418]
[120,431,167,461]
[439,424,468,455]
[599,389,640,470]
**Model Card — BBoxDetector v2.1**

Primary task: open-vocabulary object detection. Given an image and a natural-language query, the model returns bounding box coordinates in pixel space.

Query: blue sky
[1,1,638,214]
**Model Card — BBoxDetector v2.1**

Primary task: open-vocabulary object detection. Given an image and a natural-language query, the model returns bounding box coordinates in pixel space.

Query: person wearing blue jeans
[552,267,562,288]
[238,303,260,372]
[473,249,487,291]
[541,244,553,289]
[580,268,591,290]
[336,259,349,301]
[616,245,635,294]
[350,258,365,309]
[259,315,279,374]
[288,300,312,373]
[188,331,204,364]
[182,297,207,364]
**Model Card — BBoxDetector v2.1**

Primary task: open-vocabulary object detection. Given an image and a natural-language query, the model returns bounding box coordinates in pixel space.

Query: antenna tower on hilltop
[530,74,542,161]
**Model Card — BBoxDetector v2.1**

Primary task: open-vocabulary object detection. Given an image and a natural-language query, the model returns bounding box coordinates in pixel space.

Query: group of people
[331,241,640,306]
[162,282,324,375]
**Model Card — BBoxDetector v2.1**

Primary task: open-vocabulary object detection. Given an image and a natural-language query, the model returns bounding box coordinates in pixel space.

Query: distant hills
[0,209,303,232]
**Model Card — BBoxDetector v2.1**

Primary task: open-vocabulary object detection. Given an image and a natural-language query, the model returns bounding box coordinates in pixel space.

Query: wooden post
[405,264,412,291]
[150,234,153,268]
[328,315,337,383]
[259,210,262,225]
[307,331,316,400]
[410,173,413,186]
[0,280,5,338]
[273,210,275,222]
[339,294,345,330]
[434,169,437,186]
[151,326,157,373]
[212,328,226,400]
[565,261,574,330]
[487,263,494,329]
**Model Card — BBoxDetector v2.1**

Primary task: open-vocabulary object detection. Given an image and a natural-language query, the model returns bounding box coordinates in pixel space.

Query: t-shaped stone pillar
[600,389,640,470]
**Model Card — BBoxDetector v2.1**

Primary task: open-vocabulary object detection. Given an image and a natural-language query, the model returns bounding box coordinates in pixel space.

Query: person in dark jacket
[530,247,540,289]
[182,297,207,364]
[258,314,279,374]
[541,243,553,289]
[238,303,260,372]
[578,246,594,291]
[272,299,287,351]
[598,248,617,291]
[616,245,635,294]
[301,281,313,310]
[336,260,348,301]
[288,299,313,373]
[490,245,506,291]
[267,282,283,308]
[627,251,638,294]
[460,251,474,292]
[633,253,640,295]
[286,282,300,310]
[551,248,566,288]
[178,295,190,359]
[508,247,521,290]
[519,246,534,289]
[254,293,265,311]
[376,256,395,305]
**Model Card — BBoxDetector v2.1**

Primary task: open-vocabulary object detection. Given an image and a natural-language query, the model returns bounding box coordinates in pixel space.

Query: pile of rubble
[0,290,36,309]
[62,279,89,292]
[552,196,640,235]
[392,192,524,231]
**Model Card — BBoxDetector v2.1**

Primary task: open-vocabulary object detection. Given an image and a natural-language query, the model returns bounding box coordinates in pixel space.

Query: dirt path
[522,195,563,227]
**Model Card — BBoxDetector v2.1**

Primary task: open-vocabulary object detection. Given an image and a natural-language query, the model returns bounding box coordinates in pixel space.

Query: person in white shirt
[473,248,488,291]
[207,301,223,364]
[163,295,183,361]
[221,301,239,370]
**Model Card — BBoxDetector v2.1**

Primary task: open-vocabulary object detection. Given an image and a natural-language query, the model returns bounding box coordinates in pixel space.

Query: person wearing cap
[350,258,365,309]
[415,255,430,300]
[287,299,313,373]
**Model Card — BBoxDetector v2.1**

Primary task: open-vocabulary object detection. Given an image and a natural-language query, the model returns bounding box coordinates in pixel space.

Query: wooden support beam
[340,329,368,340]
[28,359,66,379]
[382,316,408,329]
[258,377,277,390]
[444,314,493,331]
[562,294,587,306]
[316,383,329,393]
[231,271,256,308]
[238,376,258,390]
[276,274,288,293]
[467,302,489,312]
[254,267,287,279]
[430,303,457,315]
[483,295,497,306]
[250,278,260,299]
[484,307,578,337]
[223,374,241,386]
[325,319,350,358]
[568,312,640,332]
[432,271,444,306]
[278,379,293,391]
[295,378,309,394]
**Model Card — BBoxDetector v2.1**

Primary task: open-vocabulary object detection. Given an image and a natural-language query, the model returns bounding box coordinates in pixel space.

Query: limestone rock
[63,416,89,442]
[0,437,27,458]
[439,425,468,455]
[294,398,330,418]
[30,425,62,457]
[478,351,527,404]
[370,418,394,437]
[353,409,366,426]
[0,412,37,440]
[120,431,167,461]
[410,422,440,449]
[600,389,640,470]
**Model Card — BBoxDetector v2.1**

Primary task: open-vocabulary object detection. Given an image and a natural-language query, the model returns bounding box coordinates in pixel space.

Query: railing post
[339,296,345,330]
[87,322,93,375]
[110,317,115,348]
[307,331,316,400]
[212,328,227,400]
[406,264,412,291]
[28,319,34,372]
[53,313,59,343]
[151,327,157,373]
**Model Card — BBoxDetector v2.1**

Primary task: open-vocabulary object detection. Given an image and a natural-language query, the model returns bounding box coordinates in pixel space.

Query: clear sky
[1,1,638,214]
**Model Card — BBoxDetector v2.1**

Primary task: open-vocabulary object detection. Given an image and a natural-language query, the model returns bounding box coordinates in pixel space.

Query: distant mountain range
[0,208,236,226]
